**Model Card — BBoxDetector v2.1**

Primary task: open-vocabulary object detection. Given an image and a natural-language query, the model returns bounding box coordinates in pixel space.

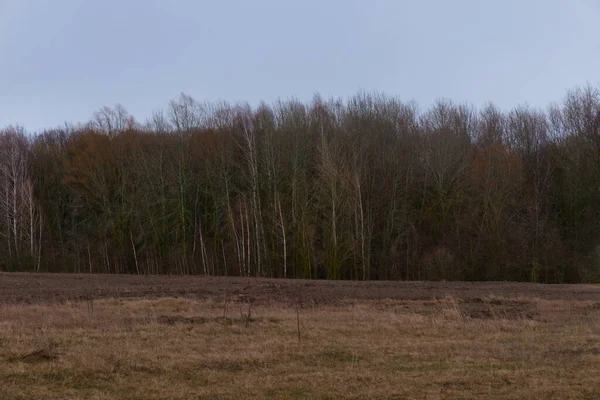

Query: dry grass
[1,295,600,399]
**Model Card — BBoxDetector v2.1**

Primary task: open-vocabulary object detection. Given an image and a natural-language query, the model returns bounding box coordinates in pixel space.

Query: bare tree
[92,104,134,135]
[236,104,266,276]
[169,93,204,134]
[0,126,29,262]
[20,178,43,270]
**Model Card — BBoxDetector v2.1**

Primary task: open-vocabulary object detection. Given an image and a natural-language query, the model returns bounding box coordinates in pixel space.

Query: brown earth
[2,273,600,399]
[1,272,600,305]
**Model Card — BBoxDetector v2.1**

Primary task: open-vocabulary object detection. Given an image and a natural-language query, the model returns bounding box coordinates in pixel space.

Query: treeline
[3,86,600,282]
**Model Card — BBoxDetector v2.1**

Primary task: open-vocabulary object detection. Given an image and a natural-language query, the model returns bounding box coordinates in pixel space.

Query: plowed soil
[2,272,599,304]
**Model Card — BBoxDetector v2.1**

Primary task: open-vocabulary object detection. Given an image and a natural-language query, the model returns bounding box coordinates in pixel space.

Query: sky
[1,0,599,132]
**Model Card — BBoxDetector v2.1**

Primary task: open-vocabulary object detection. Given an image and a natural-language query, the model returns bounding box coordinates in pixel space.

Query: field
[1,274,600,399]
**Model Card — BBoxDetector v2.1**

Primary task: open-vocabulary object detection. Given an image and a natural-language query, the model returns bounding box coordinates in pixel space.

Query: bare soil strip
[2,273,600,304]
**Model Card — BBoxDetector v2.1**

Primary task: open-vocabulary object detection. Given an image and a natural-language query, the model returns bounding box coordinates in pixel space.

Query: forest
[2,85,600,283]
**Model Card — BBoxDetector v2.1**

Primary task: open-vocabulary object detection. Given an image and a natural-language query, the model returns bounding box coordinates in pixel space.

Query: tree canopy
[3,86,600,282]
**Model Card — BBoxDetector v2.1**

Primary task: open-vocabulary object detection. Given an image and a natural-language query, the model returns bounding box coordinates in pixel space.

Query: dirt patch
[156,315,269,326]
[197,360,264,372]
[459,298,538,320]
[584,302,600,310]
[156,315,209,325]
[8,348,58,364]
[557,348,600,357]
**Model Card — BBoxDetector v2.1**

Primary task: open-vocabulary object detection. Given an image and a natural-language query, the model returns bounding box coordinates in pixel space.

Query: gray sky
[1,0,599,132]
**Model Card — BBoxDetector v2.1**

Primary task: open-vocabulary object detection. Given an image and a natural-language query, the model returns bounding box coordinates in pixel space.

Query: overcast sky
[1,0,599,132]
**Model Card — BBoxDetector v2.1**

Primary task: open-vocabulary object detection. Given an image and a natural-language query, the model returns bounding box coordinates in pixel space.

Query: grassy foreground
[1,295,600,399]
